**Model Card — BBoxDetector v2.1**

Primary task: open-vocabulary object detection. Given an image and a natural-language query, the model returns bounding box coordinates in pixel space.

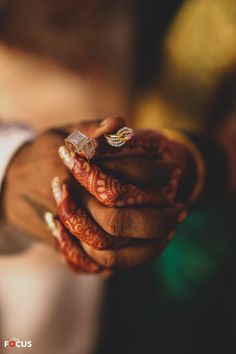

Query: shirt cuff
[0,124,36,192]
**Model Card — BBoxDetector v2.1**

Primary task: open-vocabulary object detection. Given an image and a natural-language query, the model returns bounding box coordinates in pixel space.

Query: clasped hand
[3,117,188,275]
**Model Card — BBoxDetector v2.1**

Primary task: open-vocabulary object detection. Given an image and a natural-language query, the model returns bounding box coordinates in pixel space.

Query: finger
[84,116,130,159]
[64,117,168,160]
[44,212,103,273]
[95,129,170,159]
[78,186,187,238]
[81,237,170,270]
[64,117,183,166]
[51,177,129,249]
[98,157,180,189]
[64,116,125,139]
[92,116,126,139]
[64,116,127,159]
[58,146,174,207]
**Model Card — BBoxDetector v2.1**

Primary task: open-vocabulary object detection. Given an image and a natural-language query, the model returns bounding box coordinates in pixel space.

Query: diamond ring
[64,130,96,160]
[104,127,134,147]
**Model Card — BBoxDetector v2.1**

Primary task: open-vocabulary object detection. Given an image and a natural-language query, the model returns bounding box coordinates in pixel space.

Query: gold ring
[105,127,134,147]
[64,130,96,160]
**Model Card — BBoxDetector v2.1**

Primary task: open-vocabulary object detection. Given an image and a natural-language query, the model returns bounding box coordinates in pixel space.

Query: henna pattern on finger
[58,148,175,207]
[60,199,129,249]
[45,213,103,273]
[52,177,128,249]
[21,193,105,273]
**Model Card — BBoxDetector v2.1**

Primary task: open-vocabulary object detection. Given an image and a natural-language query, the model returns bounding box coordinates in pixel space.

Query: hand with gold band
[2,116,191,274]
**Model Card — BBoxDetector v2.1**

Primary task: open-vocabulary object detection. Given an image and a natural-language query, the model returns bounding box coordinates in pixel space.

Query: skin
[51,177,185,272]
[59,150,178,207]
[50,218,103,274]
[54,180,129,250]
[2,117,190,273]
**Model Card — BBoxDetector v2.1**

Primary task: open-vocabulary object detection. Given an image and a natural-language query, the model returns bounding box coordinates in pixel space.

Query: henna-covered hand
[58,147,178,207]
[50,116,189,272]
[50,176,186,272]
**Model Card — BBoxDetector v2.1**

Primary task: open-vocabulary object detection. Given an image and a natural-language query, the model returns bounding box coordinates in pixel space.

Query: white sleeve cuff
[0,124,36,191]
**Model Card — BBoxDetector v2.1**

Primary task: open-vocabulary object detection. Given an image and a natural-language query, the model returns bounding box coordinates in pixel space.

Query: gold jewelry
[162,129,205,204]
[64,130,96,160]
[105,127,134,147]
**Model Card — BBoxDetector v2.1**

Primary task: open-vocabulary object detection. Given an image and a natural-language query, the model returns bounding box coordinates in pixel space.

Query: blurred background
[0,0,235,131]
[0,0,236,353]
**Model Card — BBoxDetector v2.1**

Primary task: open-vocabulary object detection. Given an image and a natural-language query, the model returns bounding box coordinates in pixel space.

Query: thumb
[93,116,126,138]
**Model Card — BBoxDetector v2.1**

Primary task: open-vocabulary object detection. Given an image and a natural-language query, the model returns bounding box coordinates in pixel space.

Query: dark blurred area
[133,0,184,91]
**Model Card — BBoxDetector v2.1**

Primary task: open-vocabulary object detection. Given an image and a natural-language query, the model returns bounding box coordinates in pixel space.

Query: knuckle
[106,209,132,237]
[106,209,120,236]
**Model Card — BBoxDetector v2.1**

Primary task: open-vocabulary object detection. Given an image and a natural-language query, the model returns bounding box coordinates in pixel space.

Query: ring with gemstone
[104,127,134,147]
[64,130,96,160]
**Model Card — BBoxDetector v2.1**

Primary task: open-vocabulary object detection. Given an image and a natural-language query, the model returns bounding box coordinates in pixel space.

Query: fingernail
[58,146,75,169]
[44,212,57,232]
[178,210,187,223]
[52,176,62,203]
[44,212,60,240]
